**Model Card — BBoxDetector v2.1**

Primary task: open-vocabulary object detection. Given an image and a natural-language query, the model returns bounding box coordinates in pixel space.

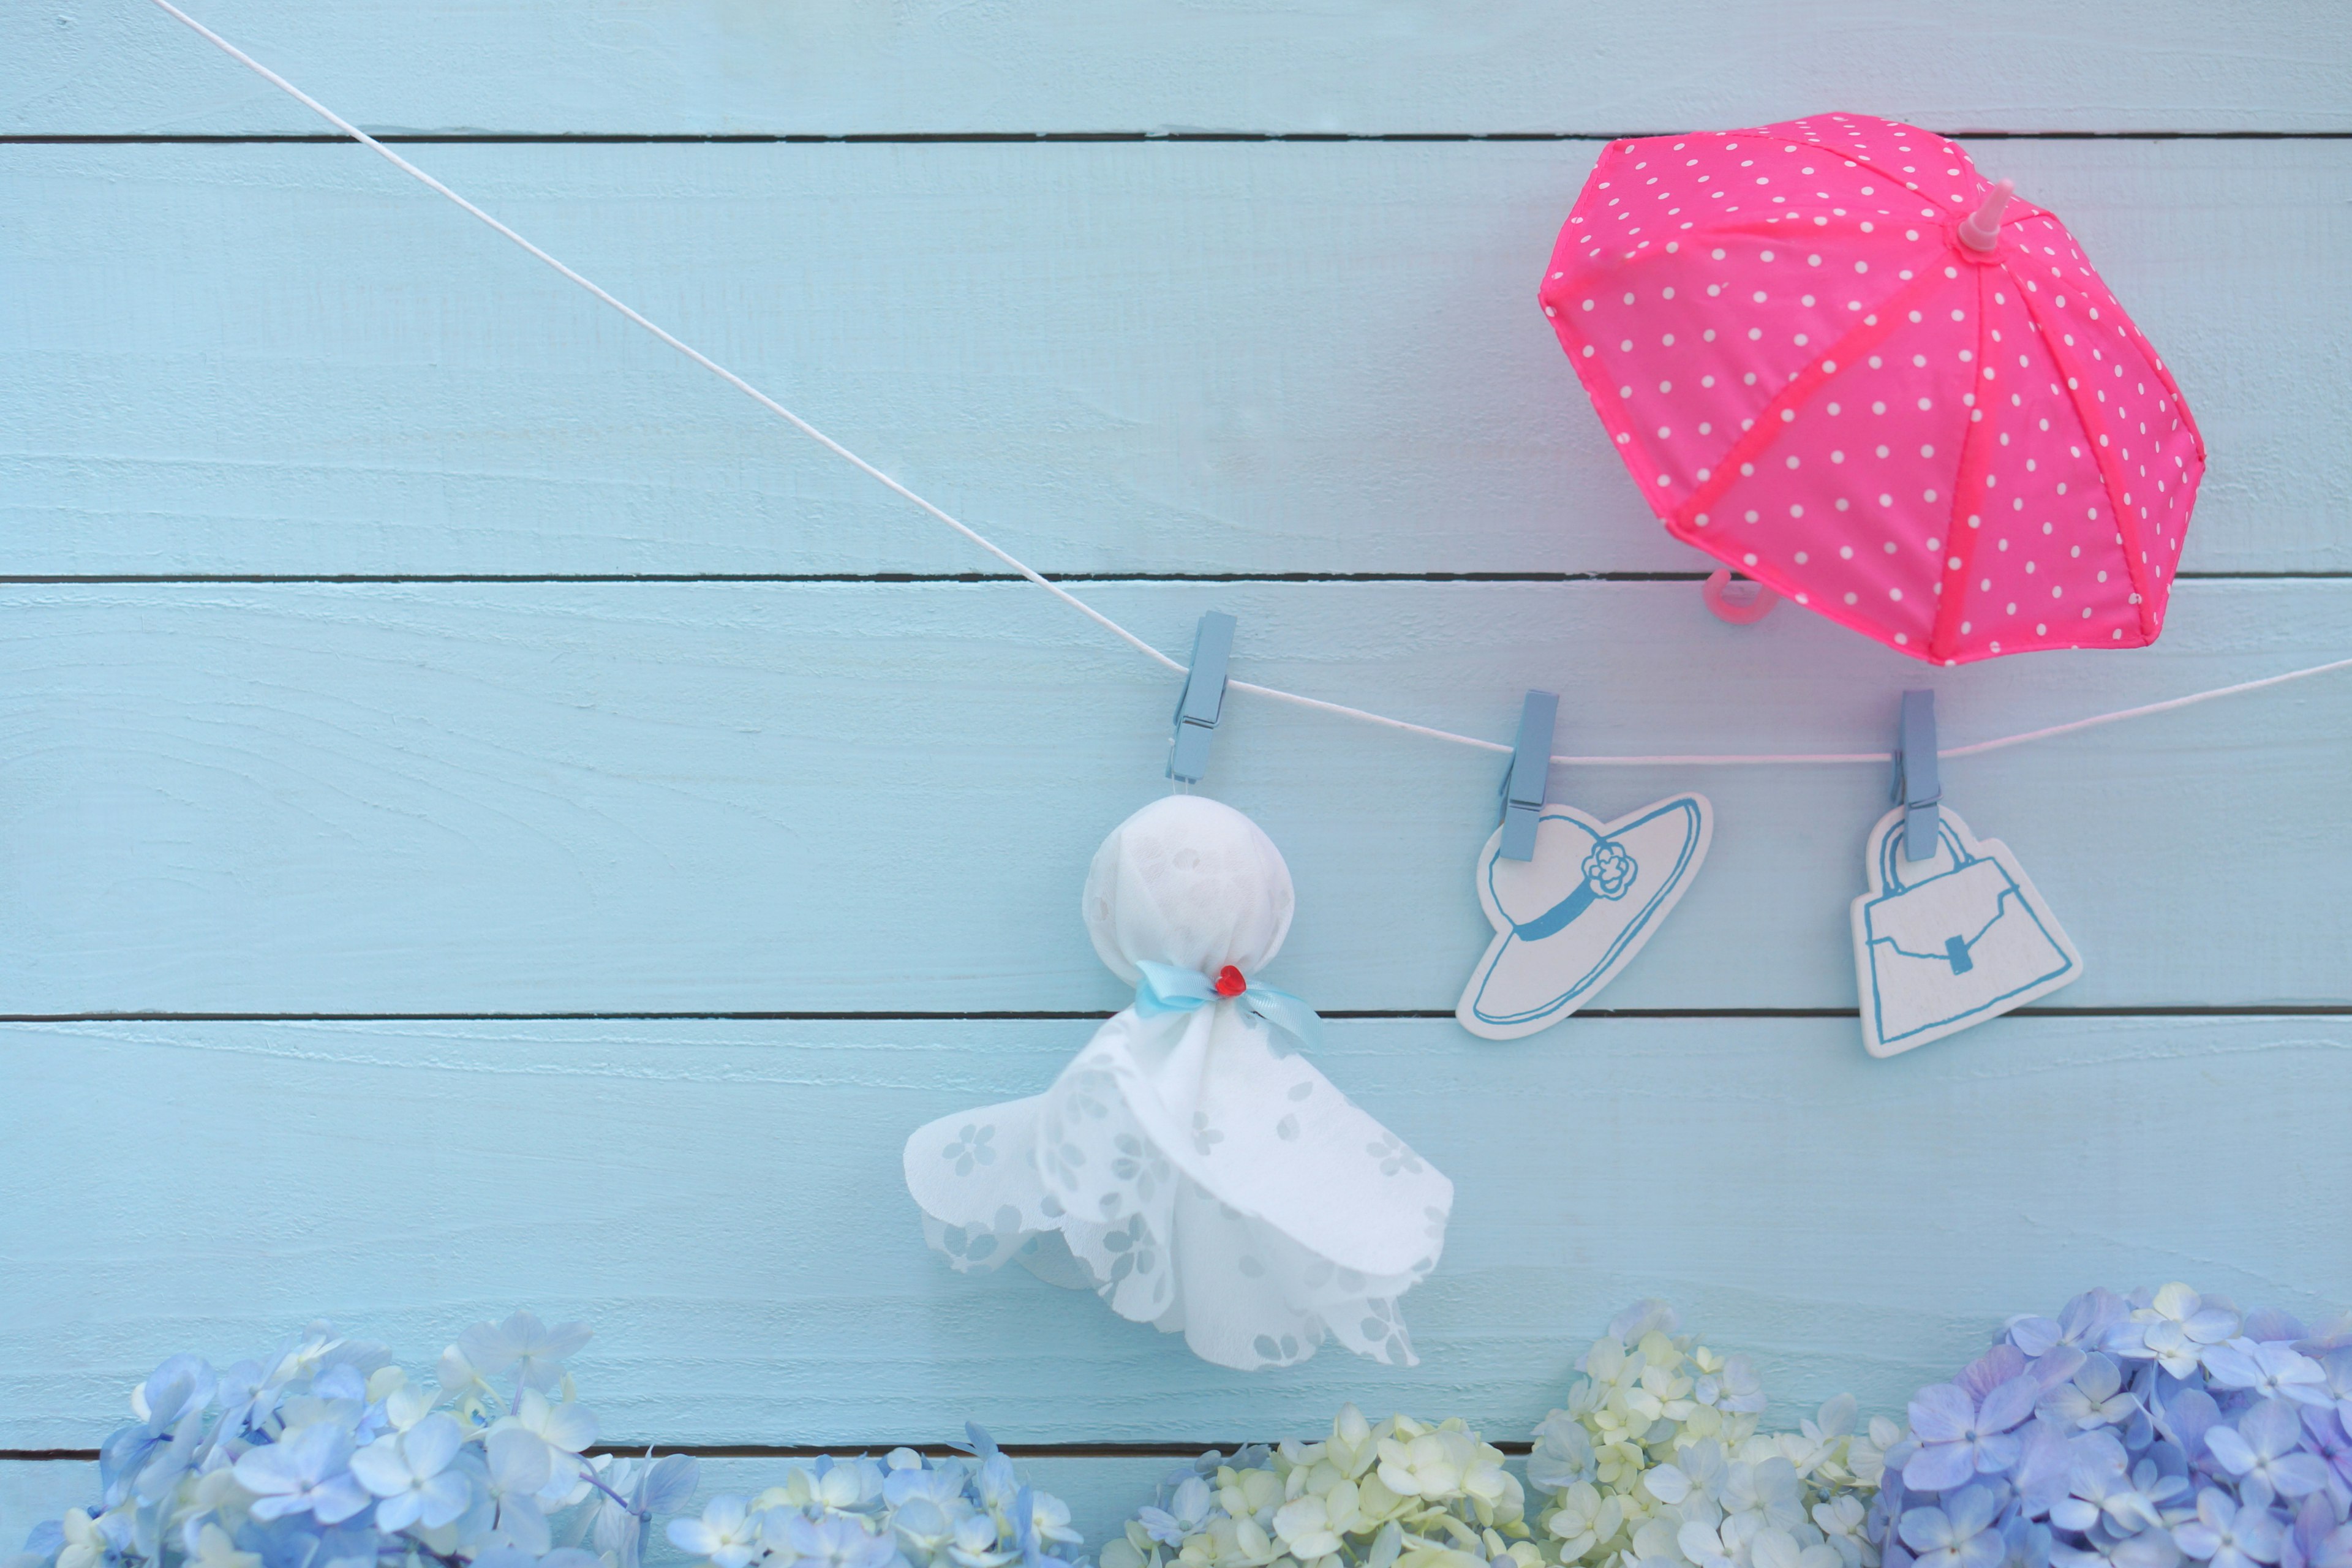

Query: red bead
[1213,965,1248,997]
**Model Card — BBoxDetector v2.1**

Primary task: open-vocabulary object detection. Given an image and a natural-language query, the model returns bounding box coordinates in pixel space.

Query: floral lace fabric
[903,794,1453,1371]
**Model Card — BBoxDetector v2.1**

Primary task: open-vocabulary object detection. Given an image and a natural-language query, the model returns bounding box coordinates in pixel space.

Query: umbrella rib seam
[1667,267,1953,522]
[1662,266,1955,652]
[1774,129,2037,236]
[2013,279,2166,641]
[1930,264,2000,660]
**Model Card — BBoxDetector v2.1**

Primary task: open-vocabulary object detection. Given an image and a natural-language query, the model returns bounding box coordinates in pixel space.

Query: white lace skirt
[903,1004,1452,1371]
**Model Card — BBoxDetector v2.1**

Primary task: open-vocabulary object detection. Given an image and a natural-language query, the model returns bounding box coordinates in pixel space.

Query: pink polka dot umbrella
[1538,114,2204,665]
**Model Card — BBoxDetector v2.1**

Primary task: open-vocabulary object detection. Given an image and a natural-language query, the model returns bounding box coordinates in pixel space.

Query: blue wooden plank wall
[4,1,2349,1558]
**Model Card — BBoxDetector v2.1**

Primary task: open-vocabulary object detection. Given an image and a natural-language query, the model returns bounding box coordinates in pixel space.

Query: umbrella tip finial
[1958,178,2015,252]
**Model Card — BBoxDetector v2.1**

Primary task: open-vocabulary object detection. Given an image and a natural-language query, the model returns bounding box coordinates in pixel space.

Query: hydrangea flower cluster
[1864,1285,2352,1568]
[9,1313,697,1568]
[1099,1406,1529,1568]
[665,1427,1079,1568]
[1523,1302,1888,1568]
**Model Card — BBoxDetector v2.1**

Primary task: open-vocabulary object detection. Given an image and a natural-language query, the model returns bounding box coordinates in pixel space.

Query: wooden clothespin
[1167,612,1236,784]
[1498,690,1559,861]
[1892,689,1940,862]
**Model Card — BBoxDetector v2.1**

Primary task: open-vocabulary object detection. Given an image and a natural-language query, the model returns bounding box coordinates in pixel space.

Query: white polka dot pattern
[1537,113,2204,665]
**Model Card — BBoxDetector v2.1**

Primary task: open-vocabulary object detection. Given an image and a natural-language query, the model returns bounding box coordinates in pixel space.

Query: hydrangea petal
[1904,1443,1979,1494]
[1980,1376,2044,1436]
[1911,1387,1977,1446]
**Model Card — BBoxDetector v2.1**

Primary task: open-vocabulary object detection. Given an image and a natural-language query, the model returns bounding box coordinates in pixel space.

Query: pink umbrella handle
[1702,569,1780,625]
[1957,179,2015,252]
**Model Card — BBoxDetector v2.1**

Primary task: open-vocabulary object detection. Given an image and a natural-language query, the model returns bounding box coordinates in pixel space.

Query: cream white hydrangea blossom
[1526,1303,1894,1568]
[1101,1406,1532,1568]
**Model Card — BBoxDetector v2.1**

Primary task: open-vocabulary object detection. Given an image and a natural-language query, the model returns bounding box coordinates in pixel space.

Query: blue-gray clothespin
[1498,690,1559,861]
[1892,689,1940,862]
[1167,611,1236,783]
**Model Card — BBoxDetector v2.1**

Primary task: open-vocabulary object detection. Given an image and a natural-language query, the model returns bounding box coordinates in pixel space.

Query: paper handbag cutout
[1851,805,2082,1057]
[1457,795,1713,1040]
[903,793,1452,1373]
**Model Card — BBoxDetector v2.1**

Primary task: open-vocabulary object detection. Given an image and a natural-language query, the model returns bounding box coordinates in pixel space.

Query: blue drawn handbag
[1851,807,2081,1057]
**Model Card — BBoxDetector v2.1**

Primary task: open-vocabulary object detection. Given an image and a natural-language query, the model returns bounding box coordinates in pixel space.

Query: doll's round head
[1082,794,1295,984]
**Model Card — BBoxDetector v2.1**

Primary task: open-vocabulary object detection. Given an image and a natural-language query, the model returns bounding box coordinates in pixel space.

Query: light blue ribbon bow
[1132,960,1324,1057]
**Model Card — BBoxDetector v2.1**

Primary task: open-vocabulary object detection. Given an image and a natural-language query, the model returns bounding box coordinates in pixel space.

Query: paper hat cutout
[1458,795,1713,1039]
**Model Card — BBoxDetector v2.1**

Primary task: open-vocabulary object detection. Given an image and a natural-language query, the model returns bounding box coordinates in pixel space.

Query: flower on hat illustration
[1582,840,1637,899]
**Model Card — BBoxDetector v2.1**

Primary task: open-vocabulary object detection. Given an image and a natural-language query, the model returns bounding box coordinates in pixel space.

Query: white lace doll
[903,793,1453,1371]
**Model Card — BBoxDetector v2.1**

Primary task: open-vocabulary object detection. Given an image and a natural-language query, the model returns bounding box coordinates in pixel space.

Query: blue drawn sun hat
[1456,795,1713,1040]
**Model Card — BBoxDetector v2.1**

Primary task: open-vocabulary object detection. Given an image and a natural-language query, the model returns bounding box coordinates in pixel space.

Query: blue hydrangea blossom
[7,1312,693,1568]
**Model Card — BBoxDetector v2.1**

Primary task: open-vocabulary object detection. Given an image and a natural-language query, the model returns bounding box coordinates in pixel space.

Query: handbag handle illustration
[1872,821,2010,978]
[1877,818,1974,895]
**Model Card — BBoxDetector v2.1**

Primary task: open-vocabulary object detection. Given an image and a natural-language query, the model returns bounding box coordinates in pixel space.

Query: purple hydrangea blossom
[2176,1490,2283,1568]
[1901,1486,2007,1568]
[2206,1404,2332,1500]
[1869,1287,2352,1568]
[1905,1378,2043,1491]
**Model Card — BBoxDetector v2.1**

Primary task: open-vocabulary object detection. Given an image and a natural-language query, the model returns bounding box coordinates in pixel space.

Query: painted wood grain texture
[0,1459,1177,1566]
[2,1014,2347,1451]
[4,140,2346,575]
[3,0,2348,1512]
[0,579,2345,1016]
[7,0,2348,135]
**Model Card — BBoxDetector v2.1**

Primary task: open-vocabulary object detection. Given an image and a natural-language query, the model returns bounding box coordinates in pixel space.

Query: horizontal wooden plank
[2,1014,2346,1449]
[0,578,2344,1015]
[0,1457,1175,1566]
[1,140,2343,575]
[2,1466,92,1556]
[6,0,2348,135]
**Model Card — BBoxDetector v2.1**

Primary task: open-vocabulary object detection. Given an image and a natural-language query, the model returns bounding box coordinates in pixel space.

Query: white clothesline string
[150,0,2352,771]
